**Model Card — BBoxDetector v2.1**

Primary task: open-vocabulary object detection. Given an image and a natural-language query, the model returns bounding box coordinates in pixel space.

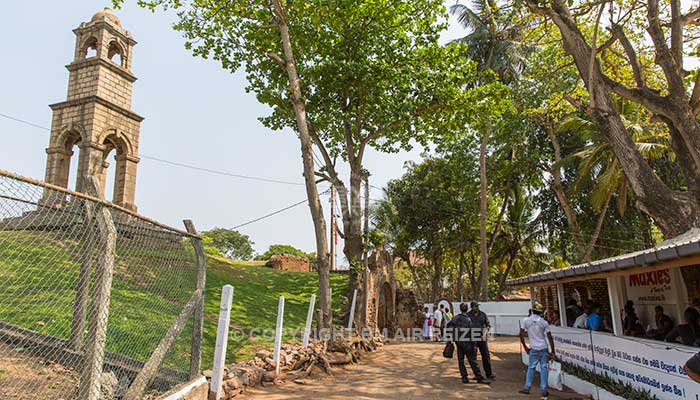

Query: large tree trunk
[335,169,364,325]
[430,254,443,303]
[479,125,490,301]
[272,0,331,329]
[457,248,466,302]
[467,248,480,300]
[528,0,700,237]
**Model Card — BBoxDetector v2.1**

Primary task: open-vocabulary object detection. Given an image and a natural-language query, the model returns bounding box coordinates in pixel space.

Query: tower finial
[91,7,121,26]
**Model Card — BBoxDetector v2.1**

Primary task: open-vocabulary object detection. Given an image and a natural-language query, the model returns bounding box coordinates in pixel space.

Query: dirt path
[242,337,587,400]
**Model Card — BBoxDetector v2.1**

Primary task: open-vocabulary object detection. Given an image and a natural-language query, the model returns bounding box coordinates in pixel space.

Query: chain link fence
[0,170,206,400]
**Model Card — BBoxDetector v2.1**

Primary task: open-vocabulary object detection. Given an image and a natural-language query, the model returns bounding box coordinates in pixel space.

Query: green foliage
[201,228,255,260]
[112,0,507,157]
[255,244,309,261]
[561,362,658,400]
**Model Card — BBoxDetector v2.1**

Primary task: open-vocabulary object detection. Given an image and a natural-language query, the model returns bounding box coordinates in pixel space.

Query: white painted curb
[160,376,207,400]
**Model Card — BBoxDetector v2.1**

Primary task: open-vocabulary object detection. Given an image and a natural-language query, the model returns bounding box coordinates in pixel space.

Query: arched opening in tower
[60,131,82,192]
[107,41,124,67]
[83,37,98,59]
[100,132,132,204]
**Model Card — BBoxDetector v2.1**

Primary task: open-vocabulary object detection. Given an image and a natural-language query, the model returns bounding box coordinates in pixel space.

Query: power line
[139,155,304,186]
[0,112,51,131]
[232,188,330,229]
[0,111,306,187]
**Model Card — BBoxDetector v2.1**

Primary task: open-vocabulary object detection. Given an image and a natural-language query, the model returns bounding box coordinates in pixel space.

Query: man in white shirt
[519,302,556,400]
[433,304,444,341]
[572,305,589,329]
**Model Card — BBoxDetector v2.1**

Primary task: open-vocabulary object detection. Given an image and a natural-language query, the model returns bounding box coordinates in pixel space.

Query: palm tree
[555,106,669,260]
[451,0,531,82]
[450,0,531,300]
[491,181,548,296]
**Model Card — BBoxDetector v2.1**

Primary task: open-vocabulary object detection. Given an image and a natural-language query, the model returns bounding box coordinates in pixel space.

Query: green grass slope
[0,230,348,374]
[202,256,348,365]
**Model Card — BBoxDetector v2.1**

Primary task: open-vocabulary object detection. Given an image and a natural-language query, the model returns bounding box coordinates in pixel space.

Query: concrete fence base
[157,376,208,400]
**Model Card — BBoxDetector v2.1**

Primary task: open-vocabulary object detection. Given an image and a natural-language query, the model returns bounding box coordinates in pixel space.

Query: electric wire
[0,112,307,187]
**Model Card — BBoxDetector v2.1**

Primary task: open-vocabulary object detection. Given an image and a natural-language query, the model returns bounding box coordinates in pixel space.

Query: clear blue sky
[0,1,465,257]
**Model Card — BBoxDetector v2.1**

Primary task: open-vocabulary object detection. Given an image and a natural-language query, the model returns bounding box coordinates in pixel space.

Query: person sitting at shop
[601,314,614,333]
[623,301,640,336]
[647,305,675,340]
[551,310,561,326]
[565,299,581,327]
[573,305,589,329]
[586,303,603,331]
[666,307,700,347]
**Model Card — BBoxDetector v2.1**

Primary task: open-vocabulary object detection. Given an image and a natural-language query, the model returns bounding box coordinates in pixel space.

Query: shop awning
[507,229,700,286]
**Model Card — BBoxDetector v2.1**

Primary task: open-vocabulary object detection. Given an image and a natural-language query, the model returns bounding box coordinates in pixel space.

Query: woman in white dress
[422,307,433,340]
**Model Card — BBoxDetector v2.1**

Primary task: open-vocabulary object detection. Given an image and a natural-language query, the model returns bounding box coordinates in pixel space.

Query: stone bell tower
[44,8,142,211]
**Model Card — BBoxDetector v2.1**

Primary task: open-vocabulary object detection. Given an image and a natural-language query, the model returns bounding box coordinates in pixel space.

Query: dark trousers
[476,340,493,377]
[457,342,483,381]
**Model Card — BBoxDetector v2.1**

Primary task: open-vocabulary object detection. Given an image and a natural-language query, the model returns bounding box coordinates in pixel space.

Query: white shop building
[508,229,700,399]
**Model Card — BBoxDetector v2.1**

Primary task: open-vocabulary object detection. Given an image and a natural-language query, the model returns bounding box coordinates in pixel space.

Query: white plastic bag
[547,360,563,391]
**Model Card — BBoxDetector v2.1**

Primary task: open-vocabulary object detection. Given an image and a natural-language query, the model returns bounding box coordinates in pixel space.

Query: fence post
[184,219,207,379]
[210,285,234,400]
[347,289,358,331]
[273,296,285,374]
[303,295,316,349]
[78,177,117,400]
[69,200,96,350]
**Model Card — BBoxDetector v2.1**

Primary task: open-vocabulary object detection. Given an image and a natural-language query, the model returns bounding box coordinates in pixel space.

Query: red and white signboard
[625,269,676,305]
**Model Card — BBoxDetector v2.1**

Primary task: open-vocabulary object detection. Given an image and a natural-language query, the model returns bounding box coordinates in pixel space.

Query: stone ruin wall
[265,254,310,272]
[363,250,420,335]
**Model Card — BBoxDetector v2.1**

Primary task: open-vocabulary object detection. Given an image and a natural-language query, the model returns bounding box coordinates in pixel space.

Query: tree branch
[690,73,700,115]
[678,7,700,25]
[588,1,606,109]
[602,76,669,116]
[360,102,442,149]
[265,52,285,67]
[670,0,684,70]
[314,171,332,182]
[609,24,645,87]
[646,0,686,94]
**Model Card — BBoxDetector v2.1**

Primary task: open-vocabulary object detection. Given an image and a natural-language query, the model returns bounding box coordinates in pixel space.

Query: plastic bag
[547,360,563,391]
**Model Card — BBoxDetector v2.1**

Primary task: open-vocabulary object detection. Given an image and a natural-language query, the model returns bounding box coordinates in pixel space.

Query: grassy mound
[0,230,347,374]
[202,255,348,365]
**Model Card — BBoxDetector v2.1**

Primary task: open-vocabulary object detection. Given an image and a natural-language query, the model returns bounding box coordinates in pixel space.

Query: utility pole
[330,185,336,271]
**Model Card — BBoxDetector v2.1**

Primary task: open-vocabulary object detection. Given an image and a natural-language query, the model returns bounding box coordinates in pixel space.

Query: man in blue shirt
[586,303,602,331]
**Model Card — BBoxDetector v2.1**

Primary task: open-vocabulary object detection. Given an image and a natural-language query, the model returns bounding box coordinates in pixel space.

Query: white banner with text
[547,327,700,399]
